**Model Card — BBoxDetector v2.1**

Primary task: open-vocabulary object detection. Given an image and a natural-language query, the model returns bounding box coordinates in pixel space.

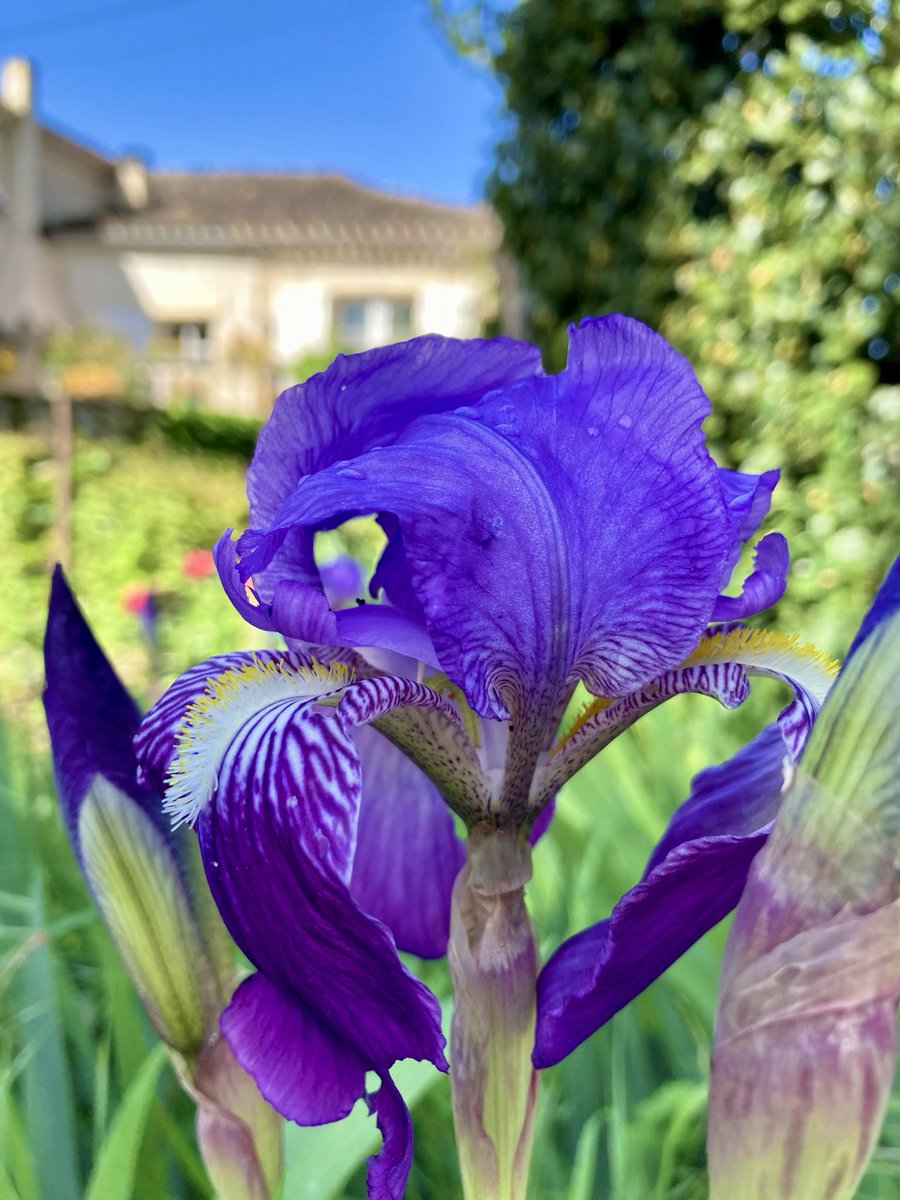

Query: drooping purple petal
[711,532,790,623]
[645,725,786,872]
[220,973,366,1125]
[349,723,465,959]
[534,630,838,1066]
[197,690,448,1100]
[534,832,768,1067]
[366,1074,415,1200]
[44,566,164,850]
[137,655,459,1192]
[238,317,736,729]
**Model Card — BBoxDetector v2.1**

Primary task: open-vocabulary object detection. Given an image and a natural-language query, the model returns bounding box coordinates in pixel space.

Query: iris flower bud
[708,562,900,1199]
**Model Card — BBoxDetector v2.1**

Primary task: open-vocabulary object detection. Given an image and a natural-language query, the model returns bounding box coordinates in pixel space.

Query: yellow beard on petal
[166,655,353,828]
[557,628,840,752]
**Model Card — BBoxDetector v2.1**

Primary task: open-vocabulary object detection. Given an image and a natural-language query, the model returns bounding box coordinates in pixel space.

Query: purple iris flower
[134,316,837,1197]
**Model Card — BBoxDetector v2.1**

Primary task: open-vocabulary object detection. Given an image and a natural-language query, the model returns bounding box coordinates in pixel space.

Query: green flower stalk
[448,827,540,1200]
[44,568,283,1198]
[708,559,900,1199]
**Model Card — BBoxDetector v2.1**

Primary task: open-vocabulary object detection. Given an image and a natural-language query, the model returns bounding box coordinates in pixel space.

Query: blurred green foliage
[0,431,255,746]
[446,0,898,655]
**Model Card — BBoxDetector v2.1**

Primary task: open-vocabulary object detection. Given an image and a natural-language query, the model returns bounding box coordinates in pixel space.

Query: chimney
[2,58,34,116]
[115,155,149,210]
[1,58,40,235]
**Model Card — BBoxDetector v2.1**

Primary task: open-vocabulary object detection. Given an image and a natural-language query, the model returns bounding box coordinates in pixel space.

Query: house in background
[0,58,505,415]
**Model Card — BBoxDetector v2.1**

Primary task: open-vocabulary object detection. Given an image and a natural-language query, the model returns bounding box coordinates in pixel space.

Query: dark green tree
[443,0,899,650]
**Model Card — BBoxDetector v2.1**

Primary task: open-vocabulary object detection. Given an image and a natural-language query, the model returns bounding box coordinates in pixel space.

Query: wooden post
[50,380,73,570]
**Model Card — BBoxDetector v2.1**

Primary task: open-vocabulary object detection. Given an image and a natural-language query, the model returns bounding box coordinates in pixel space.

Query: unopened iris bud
[708,561,900,1200]
[448,826,539,1200]
[78,775,223,1053]
[44,568,284,1196]
[187,1035,283,1200]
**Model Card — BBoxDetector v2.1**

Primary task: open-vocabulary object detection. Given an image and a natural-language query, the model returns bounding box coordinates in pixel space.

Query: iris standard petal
[349,723,465,959]
[534,631,839,1064]
[710,532,790,624]
[717,468,780,545]
[246,334,543,601]
[238,318,736,735]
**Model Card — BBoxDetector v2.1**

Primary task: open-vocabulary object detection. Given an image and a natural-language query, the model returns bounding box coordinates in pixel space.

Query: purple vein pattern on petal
[349,724,465,959]
[136,655,449,1138]
[239,317,735,720]
[534,726,789,1067]
[44,566,164,851]
[246,334,543,599]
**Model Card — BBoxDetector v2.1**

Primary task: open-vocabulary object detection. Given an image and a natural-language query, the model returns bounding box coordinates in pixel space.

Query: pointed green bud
[709,592,900,1200]
[448,826,539,1200]
[79,775,225,1054]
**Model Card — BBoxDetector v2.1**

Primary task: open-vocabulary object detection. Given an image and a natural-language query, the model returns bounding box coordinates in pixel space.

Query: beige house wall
[51,245,498,414]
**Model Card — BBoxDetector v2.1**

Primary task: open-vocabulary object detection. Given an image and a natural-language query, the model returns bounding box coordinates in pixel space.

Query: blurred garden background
[1,1,898,1197]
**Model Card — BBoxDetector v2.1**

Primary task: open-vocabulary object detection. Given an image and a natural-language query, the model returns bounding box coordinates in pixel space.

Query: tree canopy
[444,0,899,650]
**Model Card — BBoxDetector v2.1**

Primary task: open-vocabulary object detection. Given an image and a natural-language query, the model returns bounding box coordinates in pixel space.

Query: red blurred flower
[182,549,216,580]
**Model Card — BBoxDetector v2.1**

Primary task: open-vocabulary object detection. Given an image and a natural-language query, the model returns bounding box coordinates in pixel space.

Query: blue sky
[3,0,503,204]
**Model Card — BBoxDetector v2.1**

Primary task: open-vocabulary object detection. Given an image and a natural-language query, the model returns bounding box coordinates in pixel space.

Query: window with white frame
[157,321,210,362]
[333,298,413,350]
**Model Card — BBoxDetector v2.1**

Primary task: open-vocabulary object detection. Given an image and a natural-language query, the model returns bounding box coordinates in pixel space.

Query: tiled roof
[86,172,498,265]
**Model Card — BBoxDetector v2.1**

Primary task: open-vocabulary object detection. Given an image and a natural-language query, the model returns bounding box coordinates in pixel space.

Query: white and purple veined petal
[136,652,472,1198]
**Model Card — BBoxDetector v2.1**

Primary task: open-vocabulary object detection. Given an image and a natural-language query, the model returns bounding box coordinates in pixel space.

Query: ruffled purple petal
[711,532,790,624]
[349,723,465,959]
[718,468,780,544]
[44,566,164,851]
[247,334,543,601]
[238,317,735,726]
